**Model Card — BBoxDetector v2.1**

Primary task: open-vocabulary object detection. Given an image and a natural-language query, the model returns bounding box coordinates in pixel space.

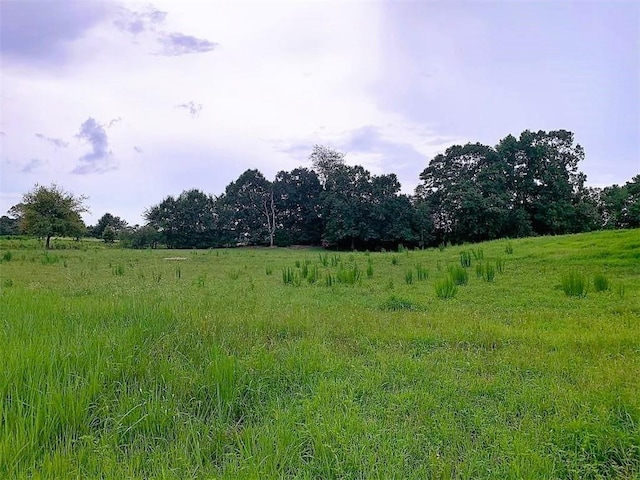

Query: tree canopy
[6,130,638,250]
[9,184,88,249]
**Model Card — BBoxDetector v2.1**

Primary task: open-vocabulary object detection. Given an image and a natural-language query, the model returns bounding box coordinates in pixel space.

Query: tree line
[5,130,639,249]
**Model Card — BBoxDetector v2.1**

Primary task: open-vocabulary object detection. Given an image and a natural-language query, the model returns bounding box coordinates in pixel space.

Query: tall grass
[434,276,457,299]
[0,229,639,479]
[561,271,588,297]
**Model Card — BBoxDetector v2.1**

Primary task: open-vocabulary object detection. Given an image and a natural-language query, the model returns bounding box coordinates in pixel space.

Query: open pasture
[1,230,639,479]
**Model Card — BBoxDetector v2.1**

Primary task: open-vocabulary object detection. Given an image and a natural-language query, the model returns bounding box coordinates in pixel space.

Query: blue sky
[1,0,638,225]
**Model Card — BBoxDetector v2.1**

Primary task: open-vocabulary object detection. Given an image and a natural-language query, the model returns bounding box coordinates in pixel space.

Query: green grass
[1,230,639,478]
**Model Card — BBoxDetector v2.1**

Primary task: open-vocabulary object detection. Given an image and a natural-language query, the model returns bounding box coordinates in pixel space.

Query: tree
[118,225,160,249]
[0,216,20,236]
[145,189,217,248]
[89,213,128,238]
[600,175,640,229]
[102,226,116,243]
[217,169,274,246]
[497,130,587,235]
[9,184,88,249]
[273,168,323,246]
[309,145,345,183]
[416,143,512,244]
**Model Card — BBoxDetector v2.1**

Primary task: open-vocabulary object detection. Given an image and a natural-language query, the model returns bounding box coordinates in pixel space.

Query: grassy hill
[1,229,639,478]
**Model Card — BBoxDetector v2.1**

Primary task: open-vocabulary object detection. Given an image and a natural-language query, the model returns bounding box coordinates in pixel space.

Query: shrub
[435,276,457,299]
[561,271,587,297]
[593,273,610,292]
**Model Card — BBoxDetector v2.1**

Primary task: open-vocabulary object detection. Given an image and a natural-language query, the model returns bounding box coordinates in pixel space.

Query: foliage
[0,215,20,235]
[101,226,116,243]
[309,144,345,183]
[88,213,128,238]
[145,189,217,248]
[9,184,88,249]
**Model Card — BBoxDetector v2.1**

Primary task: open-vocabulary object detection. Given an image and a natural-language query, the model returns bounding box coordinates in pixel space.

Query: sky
[1,0,638,226]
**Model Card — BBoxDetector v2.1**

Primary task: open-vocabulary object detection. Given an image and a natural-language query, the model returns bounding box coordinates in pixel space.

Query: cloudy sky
[1,0,638,225]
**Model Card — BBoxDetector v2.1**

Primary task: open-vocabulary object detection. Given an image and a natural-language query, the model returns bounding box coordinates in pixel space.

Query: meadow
[0,230,639,479]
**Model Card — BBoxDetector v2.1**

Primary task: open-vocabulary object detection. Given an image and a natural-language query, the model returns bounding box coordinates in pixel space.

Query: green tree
[273,168,323,246]
[497,129,587,235]
[145,189,217,248]
[600,175,640,229]
[216,169,275,246]
[0,216,20,236]
[89,213,128,238]
[9,184,88,249]
[416,143,512,244]
[102,225,116,243]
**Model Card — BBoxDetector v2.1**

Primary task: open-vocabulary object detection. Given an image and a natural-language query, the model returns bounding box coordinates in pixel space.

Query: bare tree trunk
[46,235,51,250]
[263,189,276,247]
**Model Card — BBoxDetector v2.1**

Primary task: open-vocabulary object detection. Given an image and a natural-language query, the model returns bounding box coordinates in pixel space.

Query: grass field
[1,230,639,479]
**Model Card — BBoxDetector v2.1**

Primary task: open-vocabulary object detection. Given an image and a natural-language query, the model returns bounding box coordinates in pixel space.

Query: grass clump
[435,276,458,299]
[460,250,472,268]
[505,242,514,254]
[405,269,413,285]
[593,273,610,292]
[415,264,428,281]
[449,265,469,286]
[366,260,374,279]
[336,263,360,285]
[282,267,300,286]
[561,271,588,297]
[379,295,420,311]
[484,264,496,282]
[2,251,12,262]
